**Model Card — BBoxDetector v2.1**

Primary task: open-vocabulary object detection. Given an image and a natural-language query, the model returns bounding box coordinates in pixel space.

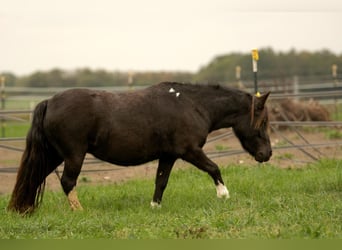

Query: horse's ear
[255,91,270,110]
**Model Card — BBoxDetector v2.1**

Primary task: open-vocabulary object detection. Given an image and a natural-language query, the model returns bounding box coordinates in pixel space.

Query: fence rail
[1,81,341,175]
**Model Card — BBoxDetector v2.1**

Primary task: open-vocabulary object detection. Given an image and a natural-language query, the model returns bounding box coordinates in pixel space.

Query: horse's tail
[8,100,54,214]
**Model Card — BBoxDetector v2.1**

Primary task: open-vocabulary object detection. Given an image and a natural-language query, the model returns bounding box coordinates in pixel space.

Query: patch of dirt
[1,129,341,196]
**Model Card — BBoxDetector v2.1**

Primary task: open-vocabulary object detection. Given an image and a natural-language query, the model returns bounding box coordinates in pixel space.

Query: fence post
[332,64,339,120]
[293,75,299,100]
[235,65,244,89]
[1,76,5,138]
[251,49,260,96]
[127,70,134,90]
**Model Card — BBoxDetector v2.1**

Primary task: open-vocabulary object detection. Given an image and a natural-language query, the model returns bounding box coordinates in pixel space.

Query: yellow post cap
[252,49,259,61]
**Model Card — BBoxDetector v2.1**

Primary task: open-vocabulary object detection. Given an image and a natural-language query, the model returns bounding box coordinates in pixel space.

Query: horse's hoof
[218,192,230,199]
[216,183,230,199]
[150,201,162,209]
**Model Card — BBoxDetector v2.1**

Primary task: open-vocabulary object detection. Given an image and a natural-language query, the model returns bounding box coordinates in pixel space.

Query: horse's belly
[89,143,159,166]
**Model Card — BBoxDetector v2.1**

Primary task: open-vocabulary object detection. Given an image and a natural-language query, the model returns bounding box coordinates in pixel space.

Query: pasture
[0,159,341,239]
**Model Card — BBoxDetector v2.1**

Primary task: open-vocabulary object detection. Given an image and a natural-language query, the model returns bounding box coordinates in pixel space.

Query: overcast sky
[1,0,342,75]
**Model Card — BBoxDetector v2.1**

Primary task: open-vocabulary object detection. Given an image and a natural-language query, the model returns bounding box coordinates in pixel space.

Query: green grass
[215,144,230,151]
[4,98,44,110]
[333,104,342,121]
[273,152,294,160]
[325,129,342,139]
[0,122,30,138]
[301,127,342,140]
[0,159,341,239]
[1,97,41,138]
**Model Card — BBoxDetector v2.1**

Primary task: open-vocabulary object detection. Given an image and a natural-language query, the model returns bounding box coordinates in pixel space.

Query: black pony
[8,82,272,214]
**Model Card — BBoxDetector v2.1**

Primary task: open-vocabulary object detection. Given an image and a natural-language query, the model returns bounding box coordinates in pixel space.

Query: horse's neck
[195,90,250,132]
[159,83,251,131]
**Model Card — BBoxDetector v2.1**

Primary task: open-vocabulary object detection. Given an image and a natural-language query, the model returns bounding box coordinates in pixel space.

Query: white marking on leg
[68,188,84,211]
[176,92,180,97]
[216,182,230,199]
[150,201,162,209]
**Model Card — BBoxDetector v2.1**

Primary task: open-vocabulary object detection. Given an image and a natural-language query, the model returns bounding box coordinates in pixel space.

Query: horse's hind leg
[151,156,176,208]
[61,156,85,211]
[182,148,230,199]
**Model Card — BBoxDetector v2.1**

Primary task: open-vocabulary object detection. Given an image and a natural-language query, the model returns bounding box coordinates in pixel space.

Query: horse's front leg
[182,148,230,199]
[151,156,176,208]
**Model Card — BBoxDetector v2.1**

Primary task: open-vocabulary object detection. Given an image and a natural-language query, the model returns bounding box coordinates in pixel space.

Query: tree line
[1,69,193,87]
[2,48,341,87]
[194,47,342,83]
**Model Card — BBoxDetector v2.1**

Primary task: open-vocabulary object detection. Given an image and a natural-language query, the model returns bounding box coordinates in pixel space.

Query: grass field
[1,122,30,138]
[0,159,341,239]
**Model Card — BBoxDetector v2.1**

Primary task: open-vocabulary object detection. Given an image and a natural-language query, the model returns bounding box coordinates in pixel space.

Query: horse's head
[233,92,272,163]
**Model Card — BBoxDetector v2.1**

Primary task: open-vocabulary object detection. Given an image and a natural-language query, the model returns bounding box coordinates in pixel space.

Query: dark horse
[8,82,272,214]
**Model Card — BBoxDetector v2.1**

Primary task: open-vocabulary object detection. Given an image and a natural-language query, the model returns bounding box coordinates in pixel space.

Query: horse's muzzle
[255,150,272,163]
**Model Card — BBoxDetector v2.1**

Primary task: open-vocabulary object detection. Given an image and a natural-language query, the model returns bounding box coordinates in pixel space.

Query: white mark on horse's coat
[68,188,84,211]
[216,182,230,199]
[169,88,180,98]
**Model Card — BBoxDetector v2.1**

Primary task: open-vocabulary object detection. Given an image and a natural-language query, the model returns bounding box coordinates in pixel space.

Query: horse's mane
[158,82,245,97]
[251,95,269,129]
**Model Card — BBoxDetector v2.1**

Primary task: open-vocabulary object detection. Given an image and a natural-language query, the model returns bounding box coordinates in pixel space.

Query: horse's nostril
[255,151,264,162]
